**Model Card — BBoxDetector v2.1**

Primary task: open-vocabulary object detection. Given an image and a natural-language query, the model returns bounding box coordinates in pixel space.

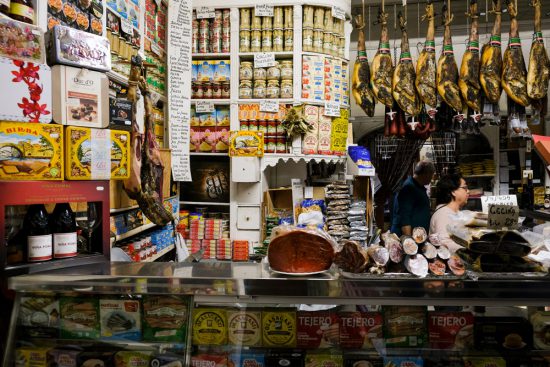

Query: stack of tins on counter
[302,54,349,105]
[302,6,346,58]
[190,105,230,153]
[15,294,191,365]
[192,8,230,54]
[239,7,293,53]
[302,105,349,156]
[239,59,293,100]
[192,59,231,99]
[239,104,292,154]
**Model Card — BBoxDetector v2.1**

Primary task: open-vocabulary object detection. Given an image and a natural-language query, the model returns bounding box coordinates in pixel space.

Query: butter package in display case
[65,126,130,180]
[0,122,63,180]
[0,57,52,123]
[0,17,45,64]
[52,65,109,128]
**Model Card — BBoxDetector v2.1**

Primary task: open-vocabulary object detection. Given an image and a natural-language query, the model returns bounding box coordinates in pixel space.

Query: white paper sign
[196,7,216,19]
[151,42,162,56]
[254,53,276,68]
[488,204,519,230]
[332,6,346,20]
[168,0,193,181]
[259,100,279,113]
[255,4,274,16]
[324,101,341,117]
[121,18,133,34]
[196,100,215,113]
[481,195,518,214]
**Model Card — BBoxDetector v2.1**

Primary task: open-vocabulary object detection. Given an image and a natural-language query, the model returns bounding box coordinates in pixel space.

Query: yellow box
[0,122,63,180]
[262,309,297,348]
[65,126,130,180]
[192,308,228,346]
[16,347,50,367]
[227,309,262,347]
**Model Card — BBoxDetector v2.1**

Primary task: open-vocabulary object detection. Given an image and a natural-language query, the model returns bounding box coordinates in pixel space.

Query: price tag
[196,100,215,113]
[357,167,376,176]
[488,204,519,230]
[324,101,341,117]
[254,53,276,68]
[255,4,274,17]
[151,42,162,56]
[481,195,518,214]
[197,7,216,19]
[260,100,279,113]
[121,18,133,34]
[332,6,346,20]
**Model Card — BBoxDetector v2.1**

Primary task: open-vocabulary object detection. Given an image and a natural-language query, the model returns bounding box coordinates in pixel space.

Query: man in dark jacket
[390,161,435,236]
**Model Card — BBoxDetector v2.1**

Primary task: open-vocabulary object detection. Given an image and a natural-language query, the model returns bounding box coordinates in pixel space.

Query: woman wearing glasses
[429,173,470,253]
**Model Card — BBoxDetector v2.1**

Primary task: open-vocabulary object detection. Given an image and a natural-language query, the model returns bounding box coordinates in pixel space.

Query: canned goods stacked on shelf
[302,6,345,58]
[192,9,231,54]
[192,60,231,99]
[190,106,230,153]
[106,10,141,77]
[239,104,292,154]
[239,7,294,53]
[239,60,293,99]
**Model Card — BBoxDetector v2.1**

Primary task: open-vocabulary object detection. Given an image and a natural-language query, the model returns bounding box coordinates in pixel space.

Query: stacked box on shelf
[302,55,348,104]
[47,0,104,35]
[216,238,232,260]
[190,105,230,153]
[192,60,230,100]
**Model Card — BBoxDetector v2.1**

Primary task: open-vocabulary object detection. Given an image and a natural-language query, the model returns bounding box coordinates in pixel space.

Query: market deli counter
[6,262,550,367]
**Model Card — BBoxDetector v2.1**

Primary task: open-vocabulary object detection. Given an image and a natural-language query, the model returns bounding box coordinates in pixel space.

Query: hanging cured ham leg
[527,0,550,101]
[371,7,394,108]
[416,0,437,112]
[459,0,482,114]
[480,0,503,104]
[351,14,375,117]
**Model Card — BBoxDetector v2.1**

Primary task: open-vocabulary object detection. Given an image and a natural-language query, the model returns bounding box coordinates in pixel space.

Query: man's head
[413,160,435,186]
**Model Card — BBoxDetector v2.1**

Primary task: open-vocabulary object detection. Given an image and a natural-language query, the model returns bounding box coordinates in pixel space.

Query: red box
[428,312,474,350]
[339,312,383,349]
[297,311,340,349]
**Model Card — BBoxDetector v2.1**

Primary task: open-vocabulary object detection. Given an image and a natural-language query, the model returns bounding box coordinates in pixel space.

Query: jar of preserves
[253,80,266,99]
[276,137,287,153]
[240,62,253,81]
[262,29,273,52]
[240,121,249,131]
[266,80,280,99]
[313,29,324,53]
[265,137,276,153]
[250,29,262,52]
[240,29,251,52]
[273,28,284,52]
[280,61,293,80]
[267,120,277,135]
[253,67,267,81]
[302,28,314,52]
[10,0,33,24]
[258,120,268,133]
[221,82,231,99]
[248,120,259,132]
[267,62,280,80]
[284,29,293,51]
[212,82,222,99]
[239,80,253,99]
[202,82,213,99]
[280,80,293,98]
[194,82,204,99]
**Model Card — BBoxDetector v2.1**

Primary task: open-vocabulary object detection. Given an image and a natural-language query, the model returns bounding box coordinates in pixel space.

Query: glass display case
[5,262,550,366]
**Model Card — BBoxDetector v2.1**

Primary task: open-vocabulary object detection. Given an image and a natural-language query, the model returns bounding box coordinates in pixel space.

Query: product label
[10,3,35,21]
[254,53,276,68]
[227,311,262,346]
[297,311,340,348]
[324,101,341,117]
[196,100,215,113]
[90,128,111,179]
[332,6,346,20]
[193,309,227,345]
[121,18,133,33]
[28,234,52,262]
[53,232,77,258]
[65,68,102,127]
[262,311,296,347]
[260,100,279,112]
[339,312,383,349]
[197,7,216,19]
[428,312,474,350]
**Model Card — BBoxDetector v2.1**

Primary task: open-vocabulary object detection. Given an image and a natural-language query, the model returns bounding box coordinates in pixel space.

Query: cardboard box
[229,352,265,367]
[52,65,109,128]
[60,297,100,339]
[533,135,550,167]
[16,347,50,367]
[474,316,533,351]
[19,297,60,339]
[264,187,294,216]
[99,299,141,340]
[142,295,190,343]
[0,57,52,123]
[428,311,474,350]
[0,122,63,180]
[65,126,130,180]
[339,312,383,349]
[384,306,427,348]
[297,311,340,349]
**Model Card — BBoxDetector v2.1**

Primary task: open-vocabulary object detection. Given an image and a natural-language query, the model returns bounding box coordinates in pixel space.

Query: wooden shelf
[144,244,175,262]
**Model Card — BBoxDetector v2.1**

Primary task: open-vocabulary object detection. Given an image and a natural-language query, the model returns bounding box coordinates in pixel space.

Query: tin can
[202,82,212,99]
[240,62,253,80]
[199,34,209,54]
[267,62,280,80]
[253,80,267,99]
[240,29,251,52]
[254,67,267,81]
[199,18,210,36]
[240,8,251,28]
[251,29,262,52]
[239,80,253,99]
[212,82,222,99]
[276,136,286,153]
[267,120,277,135]
[240,121,249,131]
[258,120,268,133]
[267,80,280,99]
[222,28,231,53]
[221,82,231,98]
[222,9,231,28]
[280,79,293,98]
[210,25,222,53]
[284,29,293,51]
[303,27,313,52]
[212,10,223,28]
[192,15,199,53]
[248,120,259,132]
[273,28,284,51]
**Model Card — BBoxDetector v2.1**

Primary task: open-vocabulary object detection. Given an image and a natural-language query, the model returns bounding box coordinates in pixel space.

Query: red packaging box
[428,312,474,350]
[339,312,383,349]
[297,311,340,349]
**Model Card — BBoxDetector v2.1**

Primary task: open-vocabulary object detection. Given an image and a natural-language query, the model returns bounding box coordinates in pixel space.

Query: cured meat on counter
[334,240,369,273]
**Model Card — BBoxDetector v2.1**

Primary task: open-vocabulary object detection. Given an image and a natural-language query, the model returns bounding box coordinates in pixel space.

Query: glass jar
[252,12,262,29]
[303,6,314,28]
[262,29,273,52]
[267,120,277,135]
[280,80,293,98]
[248,120,259,132]
[253,67,267,81]
[280,61,293,80]
[239,80,252,99]
[273,28,284,52]
[240,8,251,28]
[194,82,204,99]
[240,62,253,81]
[276,122,286,136]
[253,80,266,99]
[267,62,280,80]
[202,82,212,99]
[239,29,251,52]
[314,7,325,29]
[303,28,314,52]
[266,80,280,99]
[240,121,249,131]
[284,29,293,51]
[273,7,284,28]
[276,137,287,153]
[258,120,268,134]
[265,137,276,153]
[262,15,273,30]
[221,82,230,99]
[313,29,324,53]
[212,82,222,99]
[250,29,262,52]
[323,32,333,55]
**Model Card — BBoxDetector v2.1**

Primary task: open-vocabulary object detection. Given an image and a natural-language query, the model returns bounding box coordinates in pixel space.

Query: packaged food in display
[531,311,550,350]
[383,306,427,347]
[99,299,141,341]
[428,311,474,350]
[343,352,383,367]
[15,347,50,367]
[331,110,349,156]
[60,297,100,339]
[0,57,52,123]
[199,111,216,127]
[192,354,228,367]
[192,307,228,345]
[305,350,343,367]
[150,354,187,367]
[0,17,44,63]
[262,308,297,348]
[317,110,332,155]
[114,351,152,367]
[297,311,340,349]
[216,127,230,152]
[142,295,190,342]
[213,60,230,82]
[77,351,116,367]
[47,348,81,367]
[65,126,130,180]
[109,98,133,130]
[216,107,230,127]
[474,316,533,351]
[0,122,63,180]
[339,312,383,349]
[383,356,423,367]
[18,296,60,339]
[52,65,109,128]
[462,357,506,367]
[229,352,266,367]
[46,25,111,72]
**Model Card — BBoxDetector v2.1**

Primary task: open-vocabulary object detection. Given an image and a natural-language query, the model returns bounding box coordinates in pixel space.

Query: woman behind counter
[429,173,470,253]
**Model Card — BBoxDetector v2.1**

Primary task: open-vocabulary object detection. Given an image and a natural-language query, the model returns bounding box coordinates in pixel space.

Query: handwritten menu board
[168,0,193,181]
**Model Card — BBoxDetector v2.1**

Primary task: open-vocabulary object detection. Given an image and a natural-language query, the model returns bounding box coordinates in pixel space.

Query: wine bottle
[25,204,52,262]
[51,203,78,259]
